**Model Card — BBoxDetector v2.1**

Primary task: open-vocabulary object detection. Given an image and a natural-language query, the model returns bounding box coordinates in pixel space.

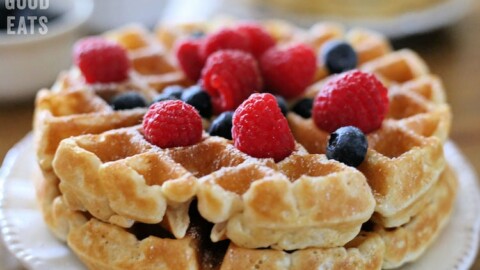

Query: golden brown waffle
[34,24,189,176]
[220,233,384,270]
[198,152,375,250]
[33,25,188,240]
[290,118,445,227]
[52,127,235,238]
[52,126,375,249]
[105,25,188,91]
[33,89,146,239]
[375,166,458,268]
[38,166,455,270]
[288,47,451,229]
[33,20,456,269]
[65,211,384,270]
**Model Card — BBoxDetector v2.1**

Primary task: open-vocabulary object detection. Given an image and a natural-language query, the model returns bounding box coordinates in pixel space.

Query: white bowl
[0,0,93,102]
[88,0,167,33]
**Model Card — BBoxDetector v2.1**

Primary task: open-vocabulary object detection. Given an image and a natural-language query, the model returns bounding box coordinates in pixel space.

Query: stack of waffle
[33,19,456,269]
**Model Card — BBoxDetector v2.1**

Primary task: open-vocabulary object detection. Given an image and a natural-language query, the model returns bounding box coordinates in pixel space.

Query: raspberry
[200,28,250,60]
[232,93,295,162]
[201,50,262,114]
[235,22,276,57]
[74,37,130,84]
[175,39,204,82]
[259,43,316,99]
[312,70,389,133]
[142,100,203,148]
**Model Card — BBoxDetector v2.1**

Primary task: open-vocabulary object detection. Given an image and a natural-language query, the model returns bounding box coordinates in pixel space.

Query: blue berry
[208,111,234,139]
[152,85,184,104]
[326,126,368,167]
[190,30,205,39]
[181,85,212,118]
[110,92,147,110]
[321,40,358,74]
[292,98,313,118]
[152,93,178,104]
[163,85,184,99]
[275,95,288,116]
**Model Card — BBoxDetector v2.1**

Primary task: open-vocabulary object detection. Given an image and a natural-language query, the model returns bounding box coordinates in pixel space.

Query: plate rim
[215,0,474,38]
[0,133,44,269]
[443,141,480,270]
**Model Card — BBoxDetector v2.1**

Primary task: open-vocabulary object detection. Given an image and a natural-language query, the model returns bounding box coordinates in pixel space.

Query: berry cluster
[144,89,296,162]
[289,70,388,167]
[165,22,315,160]
[73,24,389,166]
[175,22,317,114]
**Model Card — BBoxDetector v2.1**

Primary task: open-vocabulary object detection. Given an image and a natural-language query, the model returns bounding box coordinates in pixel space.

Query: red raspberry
[235,22,276,57]
[175,39,204,82]
[312,70,389,133]
[74,37,130,84]
[232,93,295,162]
[200,28,250,60]
[201,50,262,114]
[259,43,316,99]
[142,100,203,148]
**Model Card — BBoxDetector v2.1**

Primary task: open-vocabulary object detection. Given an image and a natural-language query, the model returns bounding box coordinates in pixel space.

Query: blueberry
[110,92,147,110]
[152,85,184,104]
[321,40,358,74]
[152,93,178,104]
[208,111,234,139]
[190,30,205,39]
[163,85,184,99]
[181,85,212,118]
[275,95,288,116]
[326,126,368,167]
[292,98,313,118]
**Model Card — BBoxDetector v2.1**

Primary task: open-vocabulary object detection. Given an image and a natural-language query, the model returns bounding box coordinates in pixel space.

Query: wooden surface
[1,2,480,268]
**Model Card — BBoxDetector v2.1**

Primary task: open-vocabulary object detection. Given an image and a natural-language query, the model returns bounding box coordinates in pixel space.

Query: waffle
[289,49,450,228]
[375,166,458,268]
[38,167,456,270]
[197,149,375,250]
[33,24,187,240]
[52,125,375,249]
[65,209,384,270]
[32,19,456,269]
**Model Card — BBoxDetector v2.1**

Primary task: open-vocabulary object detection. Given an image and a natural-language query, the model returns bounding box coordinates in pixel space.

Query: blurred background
[0,0,479,268]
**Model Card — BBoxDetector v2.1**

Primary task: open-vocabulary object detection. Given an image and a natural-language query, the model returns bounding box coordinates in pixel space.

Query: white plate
[161,0,473,39]
[1,134,480,270]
